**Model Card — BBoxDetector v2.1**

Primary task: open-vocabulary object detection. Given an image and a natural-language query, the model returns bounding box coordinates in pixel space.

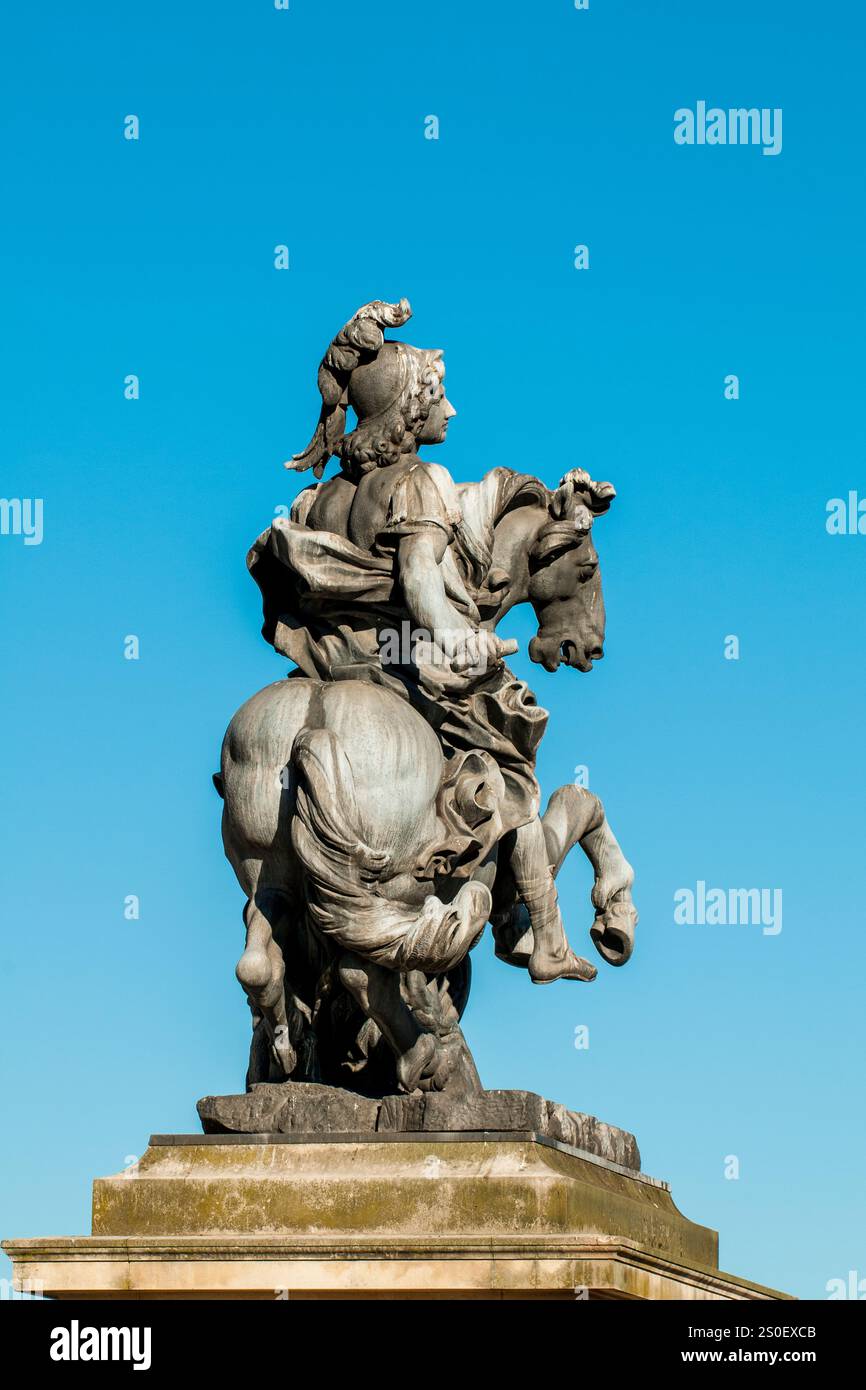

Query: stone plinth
[197,1082,641,1171]
[2,1133,790,1300]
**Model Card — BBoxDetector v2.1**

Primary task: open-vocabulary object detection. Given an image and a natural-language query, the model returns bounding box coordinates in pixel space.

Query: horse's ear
[550,477,577,520]
[554,469,616,518]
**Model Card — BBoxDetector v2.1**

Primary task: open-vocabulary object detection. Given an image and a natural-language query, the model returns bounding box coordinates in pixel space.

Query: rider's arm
[384,463,516,674]
[397,530,475,658]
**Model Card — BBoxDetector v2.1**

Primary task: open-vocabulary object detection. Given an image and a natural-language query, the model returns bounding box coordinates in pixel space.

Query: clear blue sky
[1,1,864,1300]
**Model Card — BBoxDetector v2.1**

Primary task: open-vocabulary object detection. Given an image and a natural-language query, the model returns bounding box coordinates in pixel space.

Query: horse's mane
[493,470,553,521]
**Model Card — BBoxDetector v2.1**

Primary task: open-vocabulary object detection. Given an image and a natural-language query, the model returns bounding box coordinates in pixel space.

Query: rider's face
[418,390,457,444]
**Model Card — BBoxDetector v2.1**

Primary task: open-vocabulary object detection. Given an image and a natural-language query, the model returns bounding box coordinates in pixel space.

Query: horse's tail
[289,726,491,973]
[289,725,390,930]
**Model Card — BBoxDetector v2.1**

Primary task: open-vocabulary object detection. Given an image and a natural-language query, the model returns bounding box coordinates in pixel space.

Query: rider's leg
[509,815,597,982]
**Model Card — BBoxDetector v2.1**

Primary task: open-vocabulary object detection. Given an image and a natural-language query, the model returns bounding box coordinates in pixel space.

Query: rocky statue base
[196,1083,641,1171]
[4,1106,790,1300]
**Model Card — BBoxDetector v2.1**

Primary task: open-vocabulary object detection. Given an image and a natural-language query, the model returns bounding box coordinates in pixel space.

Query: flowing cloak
[247,462,551,835]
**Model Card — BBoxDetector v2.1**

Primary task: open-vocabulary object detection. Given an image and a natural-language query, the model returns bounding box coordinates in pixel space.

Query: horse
[215,468,637,1096]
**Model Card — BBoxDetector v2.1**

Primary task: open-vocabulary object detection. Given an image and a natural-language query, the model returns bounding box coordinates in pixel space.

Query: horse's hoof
[396,1033,438,1093]
[590,898,637,966]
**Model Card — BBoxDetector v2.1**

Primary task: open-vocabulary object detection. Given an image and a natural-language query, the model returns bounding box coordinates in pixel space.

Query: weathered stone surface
[197,1082,640,1171]
[95,1135,692,1253]
[380,1090,640,1171]
[198,1082,380,1137]
[3,1135,792,1300]
[0,1232,792,1301]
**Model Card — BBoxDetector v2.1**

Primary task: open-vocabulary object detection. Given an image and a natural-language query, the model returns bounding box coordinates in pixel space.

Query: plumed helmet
[288,299,416,478]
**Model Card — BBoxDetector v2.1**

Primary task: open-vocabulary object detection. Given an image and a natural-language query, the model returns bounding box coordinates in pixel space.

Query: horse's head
[527,470,615,673]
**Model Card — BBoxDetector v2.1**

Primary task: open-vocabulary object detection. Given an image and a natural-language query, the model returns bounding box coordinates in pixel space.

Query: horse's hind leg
[337,953,439,1094]
[236,892,301,1077]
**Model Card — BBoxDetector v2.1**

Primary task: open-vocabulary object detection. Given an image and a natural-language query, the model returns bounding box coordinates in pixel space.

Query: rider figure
[250,299,595,984]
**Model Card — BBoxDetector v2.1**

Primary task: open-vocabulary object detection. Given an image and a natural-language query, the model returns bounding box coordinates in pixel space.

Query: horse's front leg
[544,784,637,965]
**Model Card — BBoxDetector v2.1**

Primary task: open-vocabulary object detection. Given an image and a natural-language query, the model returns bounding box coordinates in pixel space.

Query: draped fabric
[247,463,551,835]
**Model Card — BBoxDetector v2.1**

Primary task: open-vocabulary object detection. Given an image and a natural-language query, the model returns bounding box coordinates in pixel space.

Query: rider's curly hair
[338,351,446,475]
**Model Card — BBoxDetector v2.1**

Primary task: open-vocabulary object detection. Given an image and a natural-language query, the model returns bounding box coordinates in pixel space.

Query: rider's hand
[450,630,518,676]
